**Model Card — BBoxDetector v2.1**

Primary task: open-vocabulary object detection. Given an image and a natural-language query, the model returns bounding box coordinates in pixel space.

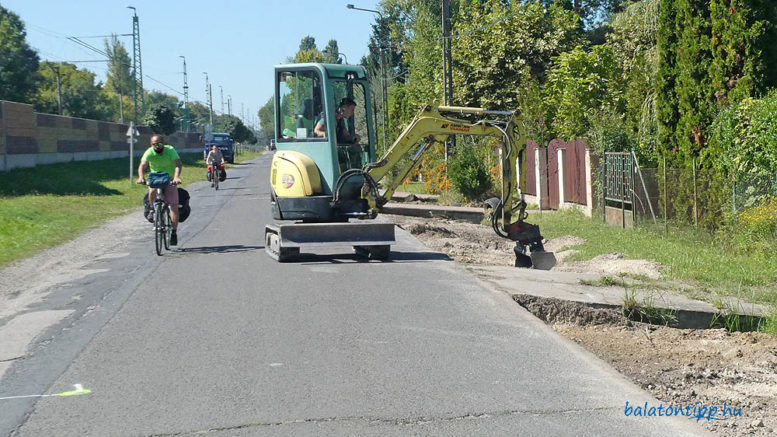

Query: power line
[143,74,184,96]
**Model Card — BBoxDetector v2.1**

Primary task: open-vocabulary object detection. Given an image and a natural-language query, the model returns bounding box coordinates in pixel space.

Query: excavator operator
[314,97,361,145]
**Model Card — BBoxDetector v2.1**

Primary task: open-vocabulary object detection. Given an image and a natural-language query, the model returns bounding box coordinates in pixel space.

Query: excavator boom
[351,105,555,269]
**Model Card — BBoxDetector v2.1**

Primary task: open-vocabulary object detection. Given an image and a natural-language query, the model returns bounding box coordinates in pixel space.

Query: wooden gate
[547,138,565,209]
[564,140,587,204]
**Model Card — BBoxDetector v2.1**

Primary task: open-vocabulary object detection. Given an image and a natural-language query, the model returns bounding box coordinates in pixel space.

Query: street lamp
[346,3,389,152]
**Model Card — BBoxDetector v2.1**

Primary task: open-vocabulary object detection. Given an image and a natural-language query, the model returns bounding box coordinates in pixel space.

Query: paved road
[0,154,705,436]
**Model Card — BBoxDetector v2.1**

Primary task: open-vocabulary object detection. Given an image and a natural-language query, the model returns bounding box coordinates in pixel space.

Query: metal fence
[628,164,777,230]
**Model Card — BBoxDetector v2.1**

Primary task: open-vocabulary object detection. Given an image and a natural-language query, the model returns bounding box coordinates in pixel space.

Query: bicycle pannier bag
[148,171,171,188]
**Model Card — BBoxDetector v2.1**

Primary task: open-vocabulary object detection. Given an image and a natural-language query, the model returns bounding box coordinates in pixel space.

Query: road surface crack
[147,406,619,436]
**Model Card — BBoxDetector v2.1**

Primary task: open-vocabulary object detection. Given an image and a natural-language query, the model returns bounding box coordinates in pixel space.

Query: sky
[2,0,382,126]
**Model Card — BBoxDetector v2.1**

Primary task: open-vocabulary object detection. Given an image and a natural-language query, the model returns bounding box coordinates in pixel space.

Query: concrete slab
[466,265,768,329]
[382,202,485,223]
[390,191,416,202]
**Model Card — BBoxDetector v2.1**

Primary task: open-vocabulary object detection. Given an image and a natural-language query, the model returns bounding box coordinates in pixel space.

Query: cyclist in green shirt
[136,134,183,245]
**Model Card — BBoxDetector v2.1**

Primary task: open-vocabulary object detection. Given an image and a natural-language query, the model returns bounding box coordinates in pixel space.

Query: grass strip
[0,150,262,269]
[527,209,777,306]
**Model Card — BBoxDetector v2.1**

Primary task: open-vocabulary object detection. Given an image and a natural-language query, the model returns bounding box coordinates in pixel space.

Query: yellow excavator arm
[353,105,555,269]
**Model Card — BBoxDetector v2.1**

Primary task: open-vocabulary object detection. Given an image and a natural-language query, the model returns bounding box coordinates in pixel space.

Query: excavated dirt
[388,214,777,436]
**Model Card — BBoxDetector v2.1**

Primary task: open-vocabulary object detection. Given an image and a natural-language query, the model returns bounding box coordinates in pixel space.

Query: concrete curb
[466,265,769,330]
[382,202,485,224]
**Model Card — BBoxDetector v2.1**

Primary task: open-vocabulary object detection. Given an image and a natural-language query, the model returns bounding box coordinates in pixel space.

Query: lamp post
[346,4,389,152]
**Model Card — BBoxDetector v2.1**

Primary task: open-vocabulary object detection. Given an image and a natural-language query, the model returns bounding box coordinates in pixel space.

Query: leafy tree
[103,35,135,122]
[656,0,680,158]
[709,0,777,107]
[452,1,583,109]
[674,0,714,164]
[544,45,624,140]
[295,36,324,63]
[608,0,659,161]
[215,114,255,143]
[145,91,180,110]
[142,103,176,135]
[258,96,274,143]
[187,101,212,127]
[708,91,777,178]
[322,39,340,63]
[0,6,40,102]
[546,0,625,28]
[104,35,134,96]
[299,36,316,51]
[34,61,111,119]
[449,142,491,200]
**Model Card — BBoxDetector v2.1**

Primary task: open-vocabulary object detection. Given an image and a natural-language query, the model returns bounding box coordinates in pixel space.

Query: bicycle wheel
[154,202,164,256]
[214,170,219,190]
[163,207,172,250]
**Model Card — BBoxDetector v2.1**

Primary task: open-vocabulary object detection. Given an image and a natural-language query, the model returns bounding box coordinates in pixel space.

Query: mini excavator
[266,63,555,269]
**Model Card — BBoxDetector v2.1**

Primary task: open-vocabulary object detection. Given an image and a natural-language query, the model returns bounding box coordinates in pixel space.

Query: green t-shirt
[141,145,180,176]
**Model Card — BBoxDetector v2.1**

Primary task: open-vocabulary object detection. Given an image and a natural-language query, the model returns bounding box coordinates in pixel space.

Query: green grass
[398,182,427,195]
[0,150,263,269]
[622,289,679,326]
[527,209,777,306]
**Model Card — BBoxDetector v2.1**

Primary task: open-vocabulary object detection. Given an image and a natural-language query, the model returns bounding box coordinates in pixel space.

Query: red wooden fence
[523,137,589,210]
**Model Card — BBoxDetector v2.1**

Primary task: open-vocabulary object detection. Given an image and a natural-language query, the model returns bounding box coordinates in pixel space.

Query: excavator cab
[267,64,395,261]
[271,64,376,221]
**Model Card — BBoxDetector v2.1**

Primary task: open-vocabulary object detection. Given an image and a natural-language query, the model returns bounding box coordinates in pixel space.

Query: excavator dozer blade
[265,222,395,261]
[530,250,557,271]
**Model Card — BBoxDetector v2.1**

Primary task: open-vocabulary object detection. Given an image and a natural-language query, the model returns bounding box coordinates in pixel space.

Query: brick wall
[0,100,203,171]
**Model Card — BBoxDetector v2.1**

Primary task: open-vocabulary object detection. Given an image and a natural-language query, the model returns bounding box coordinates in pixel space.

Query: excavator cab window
[332,80,370,173]
[276,70,324,142]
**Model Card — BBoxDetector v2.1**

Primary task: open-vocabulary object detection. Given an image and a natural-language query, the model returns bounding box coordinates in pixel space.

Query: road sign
[126,138,138,144]
[125,125,139,137]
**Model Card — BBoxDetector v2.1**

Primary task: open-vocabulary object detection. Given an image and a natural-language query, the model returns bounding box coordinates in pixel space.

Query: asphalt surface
[0,154,706,436]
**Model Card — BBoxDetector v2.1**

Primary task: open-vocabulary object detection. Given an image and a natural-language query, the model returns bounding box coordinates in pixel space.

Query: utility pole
[219,86,224,115]
[208,84,214,127]
[346,4,389,151]
[179,56,189,131]
[127,6,144,122]
[203,72,213,128]
[441,0,454,176]
[227,95,232,116]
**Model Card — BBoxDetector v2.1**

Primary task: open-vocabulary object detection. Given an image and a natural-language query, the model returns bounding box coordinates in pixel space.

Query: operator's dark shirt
[316,113,355,144]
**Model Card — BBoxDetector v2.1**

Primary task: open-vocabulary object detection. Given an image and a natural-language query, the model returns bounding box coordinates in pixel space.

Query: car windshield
[211,136,230,143]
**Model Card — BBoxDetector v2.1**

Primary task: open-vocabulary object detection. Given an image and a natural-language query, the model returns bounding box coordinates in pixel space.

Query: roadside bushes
[708,91,777,180]
[449,143,492,201]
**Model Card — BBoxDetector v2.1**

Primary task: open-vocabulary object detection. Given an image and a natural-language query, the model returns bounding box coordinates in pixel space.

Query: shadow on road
[179,244,265,254]
[296,250,451,264]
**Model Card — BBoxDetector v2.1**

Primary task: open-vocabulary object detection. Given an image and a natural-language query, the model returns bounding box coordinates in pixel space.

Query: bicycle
[139,172,178,256]
[208,162,223,190]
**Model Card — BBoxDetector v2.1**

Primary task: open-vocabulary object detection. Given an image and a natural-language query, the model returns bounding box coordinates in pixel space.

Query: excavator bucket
[530,250,557,271]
